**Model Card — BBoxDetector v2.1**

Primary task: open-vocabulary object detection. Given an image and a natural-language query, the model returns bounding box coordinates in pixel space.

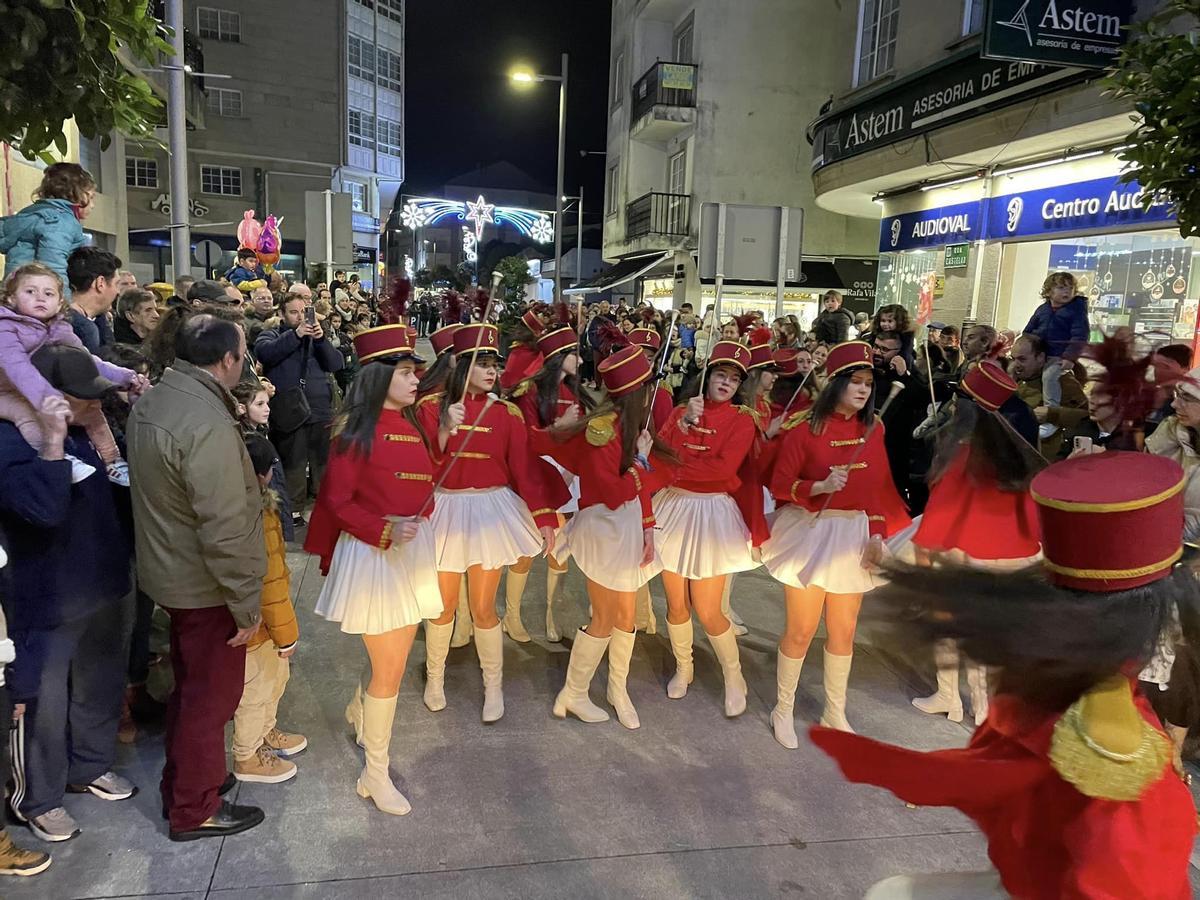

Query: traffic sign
[193,240,224,273]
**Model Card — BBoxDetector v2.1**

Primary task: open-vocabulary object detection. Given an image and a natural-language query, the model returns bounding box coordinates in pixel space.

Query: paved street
[10,548,1200,899]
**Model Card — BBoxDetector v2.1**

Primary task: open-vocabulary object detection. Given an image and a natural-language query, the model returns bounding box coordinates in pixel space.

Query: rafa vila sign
[984,0,1135,69]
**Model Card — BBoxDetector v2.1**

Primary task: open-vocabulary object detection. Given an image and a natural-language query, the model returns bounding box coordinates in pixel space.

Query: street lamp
[510,54,568,303]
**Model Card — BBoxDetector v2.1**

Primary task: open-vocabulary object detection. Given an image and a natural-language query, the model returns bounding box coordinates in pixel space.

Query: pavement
[10,530,1200,897]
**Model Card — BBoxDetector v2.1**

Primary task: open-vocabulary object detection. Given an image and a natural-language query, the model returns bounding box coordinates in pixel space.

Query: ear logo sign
[890,219,902,248]
[1006,196,1024,233]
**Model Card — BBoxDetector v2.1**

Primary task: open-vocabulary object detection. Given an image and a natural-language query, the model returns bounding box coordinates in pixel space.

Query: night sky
[403,0,613,210]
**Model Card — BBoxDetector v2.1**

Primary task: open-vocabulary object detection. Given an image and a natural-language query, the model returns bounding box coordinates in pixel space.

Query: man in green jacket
[126,315,266,842]
[1010,333,1089,460]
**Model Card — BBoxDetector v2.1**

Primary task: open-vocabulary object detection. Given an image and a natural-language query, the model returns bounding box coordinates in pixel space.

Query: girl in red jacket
[656,340,758,716]
[305,325,444,816]
[760,341,910,746]
[416,324,557,723]
[536,345,674,729]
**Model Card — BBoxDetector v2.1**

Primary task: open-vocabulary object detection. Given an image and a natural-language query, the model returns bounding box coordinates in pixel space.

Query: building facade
[597,0,880,326]
[125,0,404,288]
[810,1,1192,352]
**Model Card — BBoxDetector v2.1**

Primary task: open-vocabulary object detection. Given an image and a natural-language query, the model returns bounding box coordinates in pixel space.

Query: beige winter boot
[665,619,694,699]
[501,567,532,643]
[355,694,411,816]
[545,563,567,642]
[552,629,611,723]
[818,650,855,733]
[450,576,473,648]
[423,620,454,712]
[912,640,963,723]
[475,623,505,723]
[634,583,657,634]
[605,628,640,730]
[706,624,748,717]
[966,663,989,727]
[771,650,805,749]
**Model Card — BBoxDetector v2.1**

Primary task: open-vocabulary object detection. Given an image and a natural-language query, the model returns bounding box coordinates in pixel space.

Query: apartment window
[855,0,899,86]
[348,35,376,81]
[196,7,240,42]
[962,0,986,35]
[125,157,158,188]
[667,150,687,196]
[79,136,103,191]
[205,87,242,118]
[352,0,403,24]
[612,52,624,107]
[348,109,376,149]
[346,181,368,213]
[200,165,241,196]
[675,15,695,63]
[606,161,620,215]
[376,46,403,93]
[377,117,403,157]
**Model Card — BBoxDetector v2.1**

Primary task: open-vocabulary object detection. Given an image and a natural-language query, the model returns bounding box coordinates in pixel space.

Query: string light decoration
[462,226,478,263]
[399,194,554,244]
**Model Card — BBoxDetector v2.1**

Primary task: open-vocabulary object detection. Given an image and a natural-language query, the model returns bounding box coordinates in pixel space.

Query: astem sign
[983,0,1134,69]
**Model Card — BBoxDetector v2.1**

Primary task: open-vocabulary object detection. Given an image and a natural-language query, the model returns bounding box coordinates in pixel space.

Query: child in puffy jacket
[1023,272,1090,440]
[231,435,306,785]
[0,164,94,283]
[0,263,146,484]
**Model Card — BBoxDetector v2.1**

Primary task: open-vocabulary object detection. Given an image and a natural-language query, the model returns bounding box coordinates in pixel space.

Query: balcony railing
[630,61,697,123]
[626,192,691,240]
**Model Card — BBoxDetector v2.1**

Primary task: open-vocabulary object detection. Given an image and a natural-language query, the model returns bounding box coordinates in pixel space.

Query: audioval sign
[984,0,1135,69]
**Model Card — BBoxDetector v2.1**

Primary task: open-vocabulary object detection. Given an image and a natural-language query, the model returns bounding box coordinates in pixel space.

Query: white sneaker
[1037,423,1056,441]
[66,454,96,483]
[106,460,130,486]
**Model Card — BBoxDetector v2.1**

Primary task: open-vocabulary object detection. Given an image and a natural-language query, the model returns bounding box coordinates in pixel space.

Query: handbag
[269,338,312,434]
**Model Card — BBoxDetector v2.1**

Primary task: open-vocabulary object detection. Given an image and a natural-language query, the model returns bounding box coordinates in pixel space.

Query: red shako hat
[429,323,461,357]
[825,341,873,377]
[522,308,547,337]
[629,327,662,352]
[598,344,652,398]
[353,324,425,366]
[1031,451,1184,592]
[773,348,800,377]
[404,325,418,347]
[746,342,777,370]
[961,360,1017,412]
[452,323,501,357]
[537,326,578,359]
[706,340,753,373]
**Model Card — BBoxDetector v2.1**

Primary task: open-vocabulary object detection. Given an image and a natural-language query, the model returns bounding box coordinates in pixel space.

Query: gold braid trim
[378,520,394,549]
[781,410,812,432]
[586,413,617,447]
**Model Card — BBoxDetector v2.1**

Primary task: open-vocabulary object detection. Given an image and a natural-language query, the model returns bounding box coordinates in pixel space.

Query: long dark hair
[417,350,454,398]
[553,383,677,471]
[876,563,1198,713]
[929,397,1046,491]
[333,362,430,459]
[809,368,875,434]
[439,352,500,419]
[527,349,591,427]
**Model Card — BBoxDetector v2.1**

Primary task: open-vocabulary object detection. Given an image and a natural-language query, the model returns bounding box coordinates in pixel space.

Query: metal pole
[553,52,568,304]
[166,0,191,278]
[775,207,789,320]
[576,186,584,287]
[324,189,334,283]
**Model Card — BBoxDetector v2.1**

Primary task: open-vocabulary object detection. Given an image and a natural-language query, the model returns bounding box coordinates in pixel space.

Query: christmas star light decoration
[530,216,553,243]
[464,194,495,241]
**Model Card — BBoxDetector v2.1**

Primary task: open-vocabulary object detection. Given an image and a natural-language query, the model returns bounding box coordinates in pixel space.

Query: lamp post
[511,54,568,303]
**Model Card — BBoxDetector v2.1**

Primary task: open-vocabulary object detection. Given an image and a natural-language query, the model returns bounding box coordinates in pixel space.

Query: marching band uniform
[812,451,1196,899]
[657,340,758,715]
[500,308,547,391]
[416,323,558,722]
[761,341,910,744]
[304,325,439,816]
[907,362,1042,726]
[536,345,673,728]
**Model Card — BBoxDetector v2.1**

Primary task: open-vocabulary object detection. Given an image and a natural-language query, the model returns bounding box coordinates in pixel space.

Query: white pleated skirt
[431,486,543,572]
[760,506,880,594]
[314,526,443,635]
[653,488,758,580]
[552,497,661,592]
[888,515,1042,571]
[545,456,581,514]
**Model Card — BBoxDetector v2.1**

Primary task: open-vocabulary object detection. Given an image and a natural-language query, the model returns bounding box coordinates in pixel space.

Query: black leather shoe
[168,801,264,842]
[161,773,237,820]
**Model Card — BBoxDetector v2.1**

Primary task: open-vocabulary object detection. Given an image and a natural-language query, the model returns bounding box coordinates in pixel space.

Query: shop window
[126,157,158,189]
[855,0,899,86]
[200,164,241,196]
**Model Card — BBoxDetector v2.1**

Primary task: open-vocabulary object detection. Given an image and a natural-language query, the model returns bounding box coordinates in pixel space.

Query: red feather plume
[1083,331,1183,438]
[747,325,773,348]
[596,321,630,356]
[639,307,656,325]
[441,290,464,326]
[469,287,491,321]
[732,312,757,336]
[380,277,411,325]
[552,300,573,328]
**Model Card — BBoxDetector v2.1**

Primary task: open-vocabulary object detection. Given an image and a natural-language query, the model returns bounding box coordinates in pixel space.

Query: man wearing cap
[187,279,235,307]
[2,346,136,842]
[126,315,266,842]
[255,294,344,526]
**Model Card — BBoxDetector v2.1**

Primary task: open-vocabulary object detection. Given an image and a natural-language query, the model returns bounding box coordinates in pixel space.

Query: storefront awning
[564,251,671,296]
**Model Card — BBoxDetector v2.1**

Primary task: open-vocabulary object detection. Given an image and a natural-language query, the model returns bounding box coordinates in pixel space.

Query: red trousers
[160,605,246,831]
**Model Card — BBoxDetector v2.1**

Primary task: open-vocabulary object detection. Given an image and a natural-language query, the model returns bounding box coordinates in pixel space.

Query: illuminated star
[464,194,495,241]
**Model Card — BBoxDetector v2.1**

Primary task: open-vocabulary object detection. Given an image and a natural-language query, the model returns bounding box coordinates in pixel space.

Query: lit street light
[510,55,568,303]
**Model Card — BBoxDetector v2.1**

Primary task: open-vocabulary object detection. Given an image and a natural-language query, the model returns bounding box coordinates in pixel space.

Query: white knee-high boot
[705,625,748,717]
[450,575,473,648]
[605,628,640,729]
[819,650,855,733]
[912,640,963,722]
[474,623,505,723]
[502,567,532,643]
[344,665,368,747]
[552,629,611,723]
[545,563,567,643]
[665,619,694,699]
[966,664,989,726]
[771,651,805,749]
[634,583,657,634]
[721,575,747,635]
[356,693,411,816]
[423,620,453,712]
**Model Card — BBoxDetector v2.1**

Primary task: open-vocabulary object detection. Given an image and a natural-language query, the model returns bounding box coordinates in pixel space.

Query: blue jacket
[254,328,343,424]
[0,199,86,283]
[225,263,267,289]
[1023,296,1090,360]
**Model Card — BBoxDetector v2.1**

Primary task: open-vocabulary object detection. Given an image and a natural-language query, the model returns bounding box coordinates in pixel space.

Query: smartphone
[304,306,316,327]
[1073,436,1093,454]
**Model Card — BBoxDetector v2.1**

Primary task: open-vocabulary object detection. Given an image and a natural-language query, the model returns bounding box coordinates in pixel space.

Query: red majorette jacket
[650,384,675,434]
[500,343,543,391]
[514,379,580,429]
[660,399,756,495]
[768,410,910,538]
[303,409,434,573]
[416,392,560,530]
[914,444,1041,561]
